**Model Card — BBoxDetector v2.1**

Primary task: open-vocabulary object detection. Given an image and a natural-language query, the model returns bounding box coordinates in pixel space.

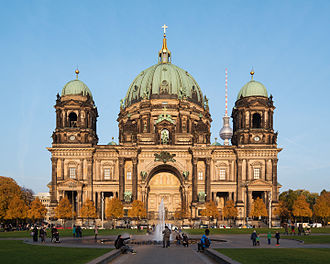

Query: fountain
[153,198,165,241]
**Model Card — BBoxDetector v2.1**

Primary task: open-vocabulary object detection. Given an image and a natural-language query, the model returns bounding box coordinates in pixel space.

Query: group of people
[251,230,281,246]
[72,225,83,238]
[175,231,189,247]
[31,225,60,243]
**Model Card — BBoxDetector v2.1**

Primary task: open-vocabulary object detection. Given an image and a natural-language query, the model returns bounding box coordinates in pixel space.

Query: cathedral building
[48,29,281,224]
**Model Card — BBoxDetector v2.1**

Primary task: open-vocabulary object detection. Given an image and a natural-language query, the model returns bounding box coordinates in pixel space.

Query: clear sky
[1,0,329,194]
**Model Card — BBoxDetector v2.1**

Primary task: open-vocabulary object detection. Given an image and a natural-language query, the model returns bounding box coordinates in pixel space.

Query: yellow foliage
[201,201,220,219]
[223,200,238,219]
[28,198,47,221]
[0,176,23,219]
[55,197,75,220]
[250,197,268,218]
[314,192,330,220]
[292,194,312,218]
[80,199,97,219]
[128,200,146,219]
[273,200,290,218]
[5,196,28,220]
[105,197,123,219]
[174,204,189,220]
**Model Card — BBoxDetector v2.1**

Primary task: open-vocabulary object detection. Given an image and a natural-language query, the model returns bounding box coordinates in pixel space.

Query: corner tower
[52,69,98,146]
[231,70,277,146]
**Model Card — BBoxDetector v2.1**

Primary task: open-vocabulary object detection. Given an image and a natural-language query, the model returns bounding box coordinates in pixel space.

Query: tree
[250,197,268,218]
[55,197,75,226]
[273,200,290,221]
[313,191,330,225]
[128,200,147,220]
[292,194,312,221]
[105,198,123,219]
[201,201,220,222]
[21,187,35,206]
[5,196,28,225]
[0,176,23,220]
[223,200,238,223]
[80,199,97,226]
[174,203,189,220]
[28,198,47,223]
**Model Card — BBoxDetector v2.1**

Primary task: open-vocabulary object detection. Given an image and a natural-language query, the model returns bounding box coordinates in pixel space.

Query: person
[250,230,257,246]
[175,231,182,245]
[275,231,280,246]
[284,223,289,235]
[51,225,56,242]
[94,225,98,240]
[197,229,211,252]
[298,224,304,236]
[32,226,38,242]
[162,226,171,248]
[114,235,136,254]
[256,233,260,246]
[182,233,189,247]
[267,232,272,245]
[76,225,82,238]
[39,227,46,243]
[291,224,295,235]
[72,225,76,238]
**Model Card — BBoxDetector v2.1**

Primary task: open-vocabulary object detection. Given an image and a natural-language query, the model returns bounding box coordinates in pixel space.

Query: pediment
[247,179,272,187]
[58,178,84,189]
[156,119,175,127]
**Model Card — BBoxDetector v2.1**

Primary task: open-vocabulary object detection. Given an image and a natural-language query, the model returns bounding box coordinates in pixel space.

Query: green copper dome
[237,80,268,100]
[61,79,92,98]
[124,63,204,107]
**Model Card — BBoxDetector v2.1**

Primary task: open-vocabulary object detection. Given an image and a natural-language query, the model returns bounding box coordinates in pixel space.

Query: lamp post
[101,192,104,229]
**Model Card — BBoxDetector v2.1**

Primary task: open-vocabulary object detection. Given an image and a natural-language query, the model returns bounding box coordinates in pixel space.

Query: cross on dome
[162,24,168,35]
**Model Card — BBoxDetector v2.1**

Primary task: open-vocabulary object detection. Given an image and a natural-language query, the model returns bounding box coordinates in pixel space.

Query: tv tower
[219,68,233,145]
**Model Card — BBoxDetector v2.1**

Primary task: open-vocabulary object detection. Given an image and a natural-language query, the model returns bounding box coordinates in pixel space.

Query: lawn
[0,228,146,238]
[282,235,330,244]
[0,240,110,264]
[216,248,330,264]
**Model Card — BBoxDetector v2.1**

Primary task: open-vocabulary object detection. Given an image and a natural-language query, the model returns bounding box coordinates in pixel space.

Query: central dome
[124,63,203,107]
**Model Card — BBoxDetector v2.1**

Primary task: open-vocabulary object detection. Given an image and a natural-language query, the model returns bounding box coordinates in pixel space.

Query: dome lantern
[159,24,171,63]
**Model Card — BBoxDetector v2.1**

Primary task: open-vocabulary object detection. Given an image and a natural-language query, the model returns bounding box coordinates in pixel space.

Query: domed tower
[118,29,211,146]
[219,68,233,145]
[231,70,277,146]
[52,69,98,146]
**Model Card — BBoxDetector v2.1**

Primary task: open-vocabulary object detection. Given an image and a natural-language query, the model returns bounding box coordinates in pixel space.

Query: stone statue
[161,129,169,144]
[182,171,189,181]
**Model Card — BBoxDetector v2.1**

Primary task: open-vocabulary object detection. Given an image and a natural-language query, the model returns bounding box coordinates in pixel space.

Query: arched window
[252,113,261,128]
[69,112,77,127]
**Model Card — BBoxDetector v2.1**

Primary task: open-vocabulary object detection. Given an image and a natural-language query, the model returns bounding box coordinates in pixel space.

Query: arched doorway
[146,165,184,220]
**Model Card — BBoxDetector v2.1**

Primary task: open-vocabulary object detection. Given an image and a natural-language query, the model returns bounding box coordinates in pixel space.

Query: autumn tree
[223,200,238,224]
[292,194,312,221]
[106,198,123,219]
[273,200,290,221]
[21,187,34,206]
[0,176,23,220]
[55,197,75,226]
[28,198,47,223]
[174,203,189,220]
[128,200,147,220]
[5,196,28,225]
[313,191,330,225]
[250,197,268,219]
[80,199,97,226]
[201,201,220,222]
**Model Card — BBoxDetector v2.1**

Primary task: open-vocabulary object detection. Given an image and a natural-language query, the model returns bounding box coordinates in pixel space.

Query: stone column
[132,158,138,201]
[50,157,58,205]
[119,158,125,201]
[61,159,65,180]
[272,159,278,202]
[247,190,253,217]
[236,160,243,203]
[79,159,84,181]
[87,158,93,200]
[205,158,211,202]
[77,190,82,217]
[192,158,198,202]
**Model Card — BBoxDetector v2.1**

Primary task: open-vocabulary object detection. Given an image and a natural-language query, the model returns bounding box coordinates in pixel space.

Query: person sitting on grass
[197,229,211,252]
[115,235,136,254]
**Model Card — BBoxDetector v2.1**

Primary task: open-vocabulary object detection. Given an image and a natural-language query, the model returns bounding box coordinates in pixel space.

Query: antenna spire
[225,68,228,116]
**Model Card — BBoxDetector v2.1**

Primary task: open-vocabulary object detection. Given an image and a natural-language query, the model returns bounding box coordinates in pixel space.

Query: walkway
[111,244,217,264]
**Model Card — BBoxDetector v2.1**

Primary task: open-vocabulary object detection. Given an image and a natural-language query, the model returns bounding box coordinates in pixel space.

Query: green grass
[216,248,330,264]
[282,235,330,244]
[186,227,330,235]
[0,240,110,264]
[0,228,146,238]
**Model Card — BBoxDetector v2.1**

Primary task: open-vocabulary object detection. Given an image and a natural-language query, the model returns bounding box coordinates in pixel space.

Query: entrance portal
[148,171,181,219]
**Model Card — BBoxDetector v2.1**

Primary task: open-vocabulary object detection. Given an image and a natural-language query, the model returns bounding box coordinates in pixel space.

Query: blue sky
[0,0,329,194]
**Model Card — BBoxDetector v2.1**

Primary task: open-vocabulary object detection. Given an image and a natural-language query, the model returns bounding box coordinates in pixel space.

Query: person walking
[162,226,171,248]
[32,226,38,242]
[197,229,211,252]
[250,230,257,246]
[267,232,272,245]
[94,225,98,240]
[275,231,280,246]
[72,225,76,238]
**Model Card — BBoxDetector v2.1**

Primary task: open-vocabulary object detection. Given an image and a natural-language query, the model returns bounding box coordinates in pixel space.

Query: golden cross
[162,24,168,35]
